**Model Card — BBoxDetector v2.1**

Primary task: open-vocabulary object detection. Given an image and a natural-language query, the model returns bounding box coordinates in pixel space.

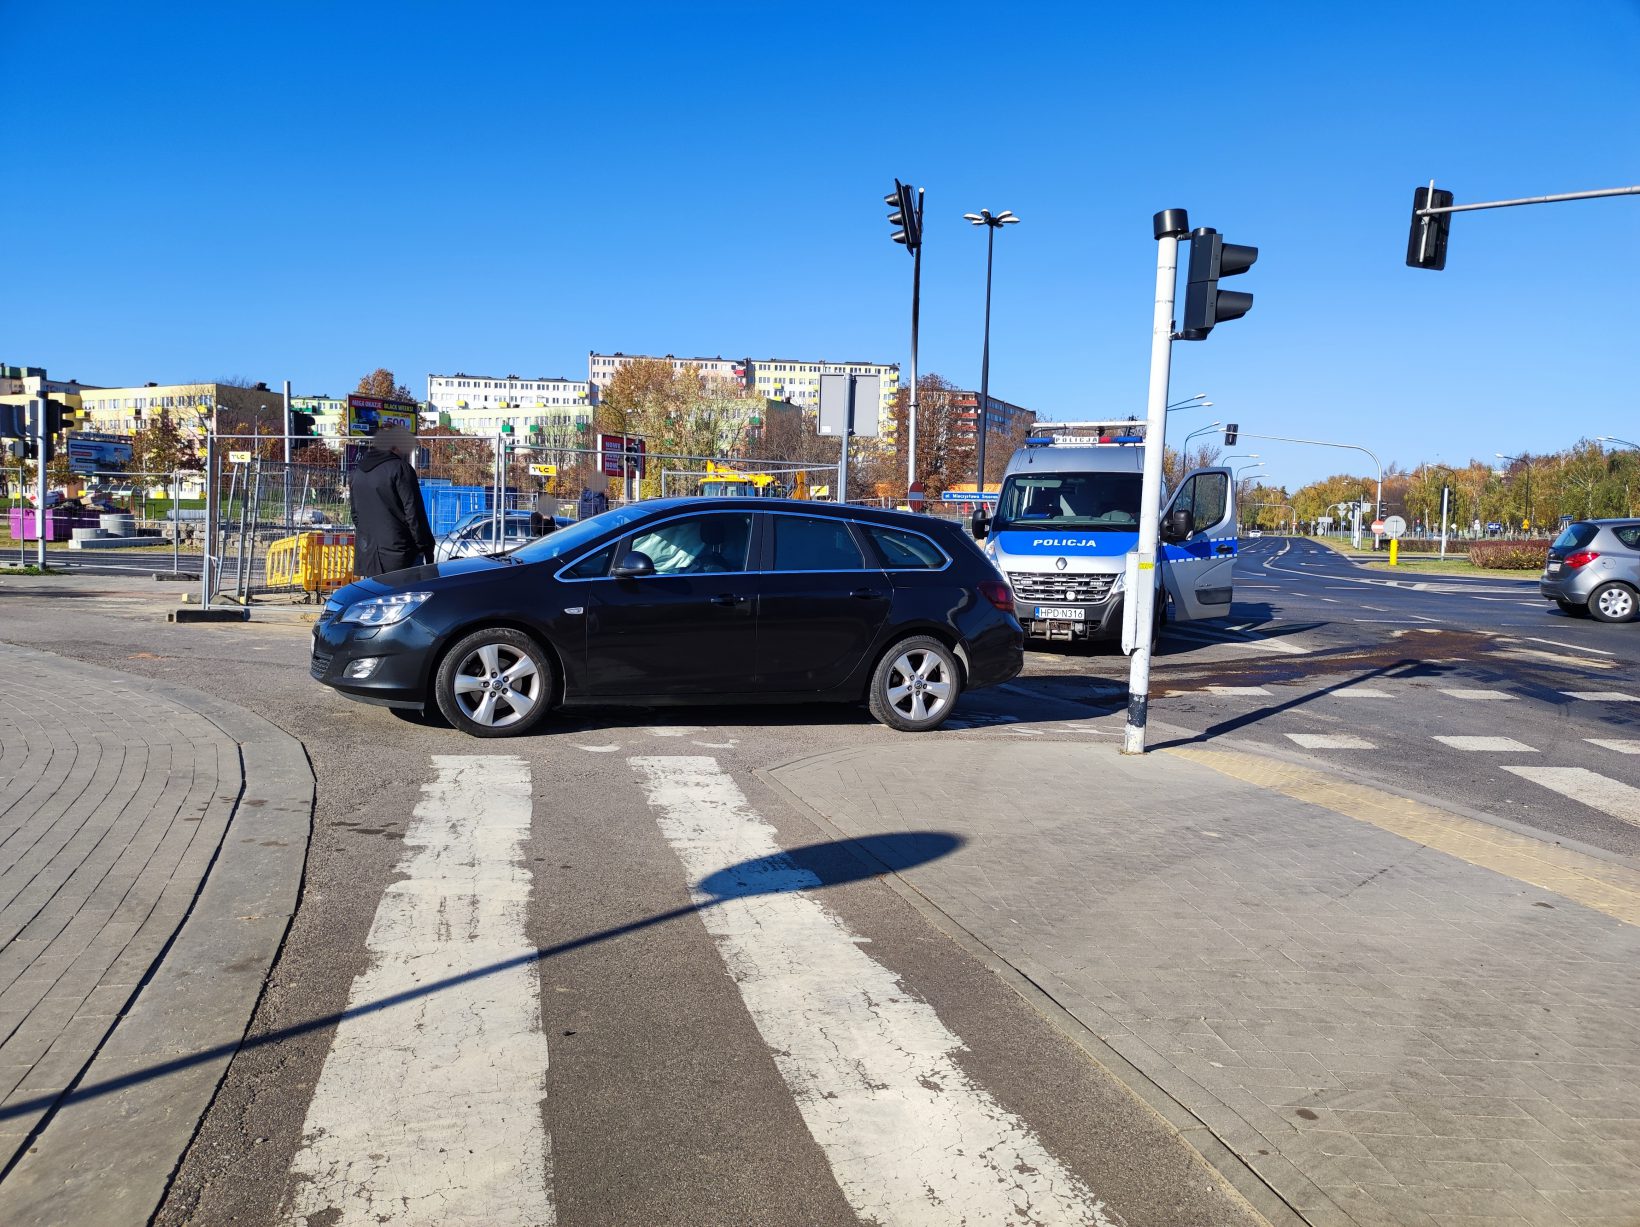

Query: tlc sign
[598,433,646,477]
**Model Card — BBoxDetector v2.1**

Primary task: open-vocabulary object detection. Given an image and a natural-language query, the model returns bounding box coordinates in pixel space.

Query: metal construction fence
[198,433,851,605]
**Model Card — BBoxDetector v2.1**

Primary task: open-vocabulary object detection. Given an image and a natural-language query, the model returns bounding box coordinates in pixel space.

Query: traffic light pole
[906,198,923,502]
[1122,209,1188,756]
[33,399,47,571]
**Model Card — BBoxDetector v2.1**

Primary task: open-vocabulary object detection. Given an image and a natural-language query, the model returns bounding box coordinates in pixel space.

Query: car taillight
[1564,551,1600,569]
[978,579,1013,610]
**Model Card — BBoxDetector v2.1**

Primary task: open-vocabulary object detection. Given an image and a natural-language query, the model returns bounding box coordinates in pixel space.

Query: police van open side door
[1160,466,1237,621]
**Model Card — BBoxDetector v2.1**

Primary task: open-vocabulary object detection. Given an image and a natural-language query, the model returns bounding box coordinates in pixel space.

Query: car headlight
[339,591,433,626]
[1111,569,1125,594]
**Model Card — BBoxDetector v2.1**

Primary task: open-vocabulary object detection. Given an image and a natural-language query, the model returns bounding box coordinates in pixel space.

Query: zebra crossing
[285,751,1114,1227]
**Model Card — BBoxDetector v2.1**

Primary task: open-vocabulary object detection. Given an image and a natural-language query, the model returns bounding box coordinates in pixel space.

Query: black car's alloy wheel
[435,628,554,737]
[868,635,962,732]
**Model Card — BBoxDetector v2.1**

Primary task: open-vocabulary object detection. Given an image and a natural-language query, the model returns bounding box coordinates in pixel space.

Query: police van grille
[1007,571,1115,602]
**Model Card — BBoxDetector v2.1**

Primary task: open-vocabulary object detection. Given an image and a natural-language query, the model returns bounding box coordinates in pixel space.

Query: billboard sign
[345,394,419,437]
[66,433,135,475]
[598,433,646,478]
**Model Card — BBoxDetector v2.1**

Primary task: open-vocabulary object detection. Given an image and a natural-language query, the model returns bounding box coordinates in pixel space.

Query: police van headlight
[1111,569,1126,594]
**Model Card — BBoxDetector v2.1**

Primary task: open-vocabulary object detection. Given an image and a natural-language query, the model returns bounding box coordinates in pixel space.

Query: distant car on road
[1540,519,1640,623]
[311,498,1023,737]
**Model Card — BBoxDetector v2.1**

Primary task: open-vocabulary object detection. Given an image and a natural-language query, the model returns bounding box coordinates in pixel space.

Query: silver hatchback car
[1540,520,1640,623]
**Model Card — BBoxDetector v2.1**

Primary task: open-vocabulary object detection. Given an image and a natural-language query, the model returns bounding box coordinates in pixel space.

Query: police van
[970,419,1237,643]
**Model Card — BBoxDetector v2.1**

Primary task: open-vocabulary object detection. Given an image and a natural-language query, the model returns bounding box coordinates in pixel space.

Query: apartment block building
[587,352,901,434]
[76,381,283,437]
[426,372,593,436]
[948,389,1036,439]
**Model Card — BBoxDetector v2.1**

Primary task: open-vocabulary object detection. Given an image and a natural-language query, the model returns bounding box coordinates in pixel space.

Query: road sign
[229,450,252,464]
[1370,518,1386,535]
[1382,515,1408,539]
[528,464,557,477]
[597,434,645,478]
[940,490,999,503]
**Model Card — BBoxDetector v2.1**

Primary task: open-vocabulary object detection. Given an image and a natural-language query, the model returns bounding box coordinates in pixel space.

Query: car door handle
[849,588,886,600]
[1216,544,1234,555]
[709,593,748,606]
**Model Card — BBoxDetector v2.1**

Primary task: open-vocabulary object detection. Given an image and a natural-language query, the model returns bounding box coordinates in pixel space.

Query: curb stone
[0,654,314,1227]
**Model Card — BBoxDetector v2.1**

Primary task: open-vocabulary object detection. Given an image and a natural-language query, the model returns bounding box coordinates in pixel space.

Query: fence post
[202,435,218,605]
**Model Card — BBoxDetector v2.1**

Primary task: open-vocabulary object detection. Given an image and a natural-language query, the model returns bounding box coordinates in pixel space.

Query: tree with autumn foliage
[886,373,970,500]
[355,368,418,403]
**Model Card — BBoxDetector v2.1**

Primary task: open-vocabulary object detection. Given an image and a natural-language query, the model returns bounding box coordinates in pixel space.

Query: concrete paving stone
[1325,1185,1443,1227]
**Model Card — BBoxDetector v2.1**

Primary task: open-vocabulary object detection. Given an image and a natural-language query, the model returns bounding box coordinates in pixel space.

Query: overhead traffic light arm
[1407,180,1640,270]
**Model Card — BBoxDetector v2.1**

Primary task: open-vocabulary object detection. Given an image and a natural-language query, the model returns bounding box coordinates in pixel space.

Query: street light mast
[963,208,1019,491]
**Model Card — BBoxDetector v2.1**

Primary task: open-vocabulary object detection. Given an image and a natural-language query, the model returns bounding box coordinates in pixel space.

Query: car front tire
[434,627,554,737]
[868,635,963,732]
[1588,582,1638,624]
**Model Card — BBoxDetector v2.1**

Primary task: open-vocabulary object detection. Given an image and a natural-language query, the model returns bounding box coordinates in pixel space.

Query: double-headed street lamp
[1598,434,1640,450]
[1181,420,1223,450]
[1236,463,1265,480]
[1495,451,1534,532]
[1167,393,1212,412]
[963,207,1019,489]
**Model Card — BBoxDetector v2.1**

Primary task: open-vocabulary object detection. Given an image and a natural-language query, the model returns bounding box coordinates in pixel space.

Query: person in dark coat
[350,425,436,578]
[529,483,556,538]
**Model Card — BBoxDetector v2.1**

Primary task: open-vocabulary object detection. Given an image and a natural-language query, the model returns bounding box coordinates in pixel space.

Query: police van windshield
[995,473,1143,531]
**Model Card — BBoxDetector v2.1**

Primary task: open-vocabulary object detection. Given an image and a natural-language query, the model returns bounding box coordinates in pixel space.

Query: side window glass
[865,525,946,569]
[773,515,866,571]
[1615,526,1640,550]
[563,543,617,579]
[1175,473,1227,531]
[627,514,752,576]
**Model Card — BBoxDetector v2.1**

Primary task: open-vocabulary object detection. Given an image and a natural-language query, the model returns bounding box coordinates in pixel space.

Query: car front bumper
[311,613,435,709]
[1013,595,1124,640]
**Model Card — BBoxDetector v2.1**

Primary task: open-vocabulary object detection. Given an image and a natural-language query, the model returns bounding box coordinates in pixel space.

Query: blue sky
[5,1,1638,487]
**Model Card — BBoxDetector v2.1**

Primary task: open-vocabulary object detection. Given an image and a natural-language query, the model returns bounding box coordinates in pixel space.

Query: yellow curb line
[1167,745,1640,928]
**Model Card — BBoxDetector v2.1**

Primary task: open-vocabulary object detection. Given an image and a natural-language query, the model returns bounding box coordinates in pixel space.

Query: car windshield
[994,472,1143,531]
[509,504,652,564]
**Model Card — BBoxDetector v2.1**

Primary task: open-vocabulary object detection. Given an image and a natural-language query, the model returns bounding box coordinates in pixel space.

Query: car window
[864,525,946,569]
[1613,525,1640,550]
[626,514,753,576]
[1552,522,1600,550]
[563,543,617,579]
[772,515,866,571]
[1171,472,1228,531]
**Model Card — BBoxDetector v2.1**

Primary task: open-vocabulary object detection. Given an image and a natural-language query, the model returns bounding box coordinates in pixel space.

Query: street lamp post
[1495,452,1533,534]
[1598,435,1640,450]
[1236,463,1265,479]
[1181,421,1223,450]
[963,208,1019,491]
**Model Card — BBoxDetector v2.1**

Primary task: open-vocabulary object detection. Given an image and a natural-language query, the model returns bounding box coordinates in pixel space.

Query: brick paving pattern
[775,740,1640,1227]
[0,644,241,1171]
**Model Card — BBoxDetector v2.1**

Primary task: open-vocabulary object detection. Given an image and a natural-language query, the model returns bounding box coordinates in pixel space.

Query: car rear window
[1614,524,1640,550]
[772,515,866,571]
[1551,523,1600,551]
[864,525,947,569]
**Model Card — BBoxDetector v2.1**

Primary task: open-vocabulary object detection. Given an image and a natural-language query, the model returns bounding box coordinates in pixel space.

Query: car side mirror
[970,507,990,540]
[1166,508,1195,541]
[612,550,656,579]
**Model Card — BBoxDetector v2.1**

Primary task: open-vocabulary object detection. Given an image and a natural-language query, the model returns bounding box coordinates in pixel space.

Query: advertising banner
[598,434,646,478]
[66,433,135,475]
[345,394,419,436]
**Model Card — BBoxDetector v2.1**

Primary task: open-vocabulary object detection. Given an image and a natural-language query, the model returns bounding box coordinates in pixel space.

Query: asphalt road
[0,588,1257,1227]
[1026,535,1640,859]
[4,545,1636,1226]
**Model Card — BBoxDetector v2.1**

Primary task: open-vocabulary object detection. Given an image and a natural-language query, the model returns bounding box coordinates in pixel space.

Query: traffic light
[1224,423,1239,447]
[884,179,921,253]
[1179,227,1258,340]
[1406,185,1454,270]
[291,410,316,450]
[0,404,25,441]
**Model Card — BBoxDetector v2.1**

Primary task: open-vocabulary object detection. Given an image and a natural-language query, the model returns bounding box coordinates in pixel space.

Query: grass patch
[1359,558,1540,579]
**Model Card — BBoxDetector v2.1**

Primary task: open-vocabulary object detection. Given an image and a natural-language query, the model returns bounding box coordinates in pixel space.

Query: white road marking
[647,726,706,737]
[577,744,621,752]
[1433,736,1538,752]
[289,756,553,1226]
[1501,766,1640,828]
[1586,739,1640,755]
[1564,691,1640,703]
[631,756,1113,1227]
[1525,636,1615,656]
[1318,596,1339,602]
[1332,688,1393,698]
[1167,626,1310,655]
[1286,733,1375,749]
[1206,685,1272,696]
[1494,648,1615,670]
[1440,689,1515,701]
[692,739,739,748]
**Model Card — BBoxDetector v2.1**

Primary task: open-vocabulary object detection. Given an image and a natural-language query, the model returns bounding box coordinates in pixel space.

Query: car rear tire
[434,628,554,737]
[868,635,962,732]
[1554,599,1590,618]
[1588,582,1638,624]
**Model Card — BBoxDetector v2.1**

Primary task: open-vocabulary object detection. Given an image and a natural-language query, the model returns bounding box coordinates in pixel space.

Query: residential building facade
[949,389,1036,440]
[426,372,593,437]
[291,394,349,438]
[587,352,901,436]
[76,382,282,438]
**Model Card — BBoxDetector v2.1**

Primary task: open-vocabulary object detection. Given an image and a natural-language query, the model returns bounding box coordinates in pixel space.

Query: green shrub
[1467,539,1551,569]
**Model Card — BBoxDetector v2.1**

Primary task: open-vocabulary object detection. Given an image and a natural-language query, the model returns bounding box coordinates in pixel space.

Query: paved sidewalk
[771,739,1640,1227]
[0,642,312,1226]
